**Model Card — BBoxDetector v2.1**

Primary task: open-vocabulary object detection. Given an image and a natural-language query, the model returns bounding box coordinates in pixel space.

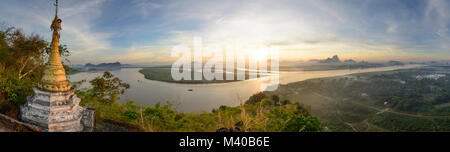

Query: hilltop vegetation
[76,72,321,132]
[0,26,71,106]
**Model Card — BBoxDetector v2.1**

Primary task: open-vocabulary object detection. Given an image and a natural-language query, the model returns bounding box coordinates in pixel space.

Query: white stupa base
[20,87,94,132]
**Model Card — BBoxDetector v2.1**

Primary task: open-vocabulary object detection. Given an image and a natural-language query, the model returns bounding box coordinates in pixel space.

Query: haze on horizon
[0,0,449,65]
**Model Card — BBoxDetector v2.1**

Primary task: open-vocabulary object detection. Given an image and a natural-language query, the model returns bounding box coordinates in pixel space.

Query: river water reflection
[68,64,421,112]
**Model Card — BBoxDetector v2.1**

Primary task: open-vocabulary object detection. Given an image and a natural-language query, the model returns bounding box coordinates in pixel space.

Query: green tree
[0,27,47,80]
[0,26,71,105]
[283,115,321,132]
[272,95,280,105]
[245,92,266,104]
[261,98,273,107]
[90,71,131,103]
[281,99,291,106]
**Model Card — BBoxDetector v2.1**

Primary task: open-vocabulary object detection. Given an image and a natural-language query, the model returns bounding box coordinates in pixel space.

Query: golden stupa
[20,0,95,132]
[38,0,71,92]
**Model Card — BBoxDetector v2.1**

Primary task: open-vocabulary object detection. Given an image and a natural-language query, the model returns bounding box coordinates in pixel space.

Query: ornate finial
[50,0,62,31]
[54,0,58,17]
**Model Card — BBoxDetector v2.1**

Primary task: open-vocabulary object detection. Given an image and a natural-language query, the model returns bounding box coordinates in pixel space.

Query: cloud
[131,0,163,18]
[0,0,114,64]
[114,51,155,63]
[425,0,450,37]
[2,0,450,64]
[58,0,115,63]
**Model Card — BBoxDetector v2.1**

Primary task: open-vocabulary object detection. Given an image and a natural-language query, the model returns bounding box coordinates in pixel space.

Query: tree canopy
[0,26,70,105]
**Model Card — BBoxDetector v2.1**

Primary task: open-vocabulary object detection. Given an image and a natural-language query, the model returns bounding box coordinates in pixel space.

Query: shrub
[281,99,291,106]
[123,111,139,120]
[272,95,280,104]
[261,98,273,107]
[283,115,321,132]
[245,92,266,104]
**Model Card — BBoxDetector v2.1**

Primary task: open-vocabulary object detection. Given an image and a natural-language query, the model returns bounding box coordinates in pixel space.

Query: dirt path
[311,91,334,101]
[345,122,358,132]
[376,108,390,114]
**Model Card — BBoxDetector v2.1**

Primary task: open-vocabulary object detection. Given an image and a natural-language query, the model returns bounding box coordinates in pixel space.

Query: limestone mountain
[314,55,342,63]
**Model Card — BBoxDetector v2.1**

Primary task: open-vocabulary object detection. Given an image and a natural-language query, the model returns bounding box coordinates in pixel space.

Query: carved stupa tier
[20,87,84,132]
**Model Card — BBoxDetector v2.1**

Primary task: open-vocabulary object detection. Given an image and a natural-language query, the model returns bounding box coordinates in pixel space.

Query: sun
[252,49,268,61]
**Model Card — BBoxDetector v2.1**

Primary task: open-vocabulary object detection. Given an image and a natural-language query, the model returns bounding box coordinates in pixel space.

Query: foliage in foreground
[77,72,322,132]
[0,26,71,105]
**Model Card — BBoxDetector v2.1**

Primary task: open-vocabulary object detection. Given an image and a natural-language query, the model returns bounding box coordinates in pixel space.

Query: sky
[0,0,449,65]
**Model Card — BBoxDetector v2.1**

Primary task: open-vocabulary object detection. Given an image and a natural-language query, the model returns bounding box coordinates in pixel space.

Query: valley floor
[264,65,450,132]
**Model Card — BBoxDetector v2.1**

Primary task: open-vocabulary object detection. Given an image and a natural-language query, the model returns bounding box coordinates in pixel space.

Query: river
[68,64,421,113]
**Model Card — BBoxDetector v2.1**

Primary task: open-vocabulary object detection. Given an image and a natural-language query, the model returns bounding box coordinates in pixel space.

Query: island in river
[138,67,249,84]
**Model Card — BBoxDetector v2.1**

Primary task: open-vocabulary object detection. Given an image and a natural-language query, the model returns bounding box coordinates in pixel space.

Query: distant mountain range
[70,62,141,72]
[311,55,360,64]
[387,60,404,66]
[320,55,341,63]
[309,55,408,66]
[85,62,121,69]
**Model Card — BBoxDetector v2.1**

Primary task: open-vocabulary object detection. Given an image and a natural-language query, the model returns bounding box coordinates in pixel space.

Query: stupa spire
[54,0,58,17]
[38,0,71,92]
